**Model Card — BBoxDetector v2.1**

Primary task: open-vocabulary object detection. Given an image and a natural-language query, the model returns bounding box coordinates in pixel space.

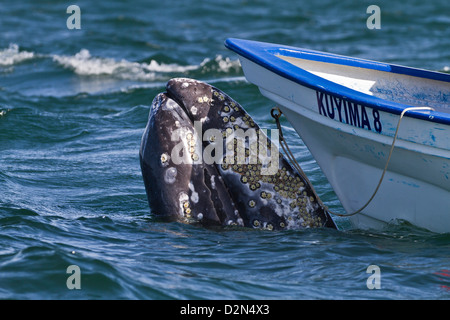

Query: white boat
[225,38,450,233]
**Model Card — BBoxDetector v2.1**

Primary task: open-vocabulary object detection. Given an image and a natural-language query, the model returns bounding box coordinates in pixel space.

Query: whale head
[139,78,336,230]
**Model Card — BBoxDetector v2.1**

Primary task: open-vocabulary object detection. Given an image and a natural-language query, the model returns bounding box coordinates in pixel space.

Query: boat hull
[234,53,450,232]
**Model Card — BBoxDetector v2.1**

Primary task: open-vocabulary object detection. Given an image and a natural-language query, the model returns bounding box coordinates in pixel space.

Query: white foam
[0,42,242,78]
[52,49,243,81]
[144,59,201,73]
[214,55,241,73]
[53,49,156,80]
[0,44,34,66]
[52,49,213,81]
[198,55,242,74]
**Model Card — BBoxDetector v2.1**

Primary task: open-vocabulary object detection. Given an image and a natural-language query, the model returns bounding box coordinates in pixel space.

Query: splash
[199,55,242,74]
[0,44,35,66]
[53,49,160,80]
[51,49,240,82]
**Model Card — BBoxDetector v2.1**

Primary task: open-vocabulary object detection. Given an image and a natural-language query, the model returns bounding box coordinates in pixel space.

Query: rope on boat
[271,105,435,217]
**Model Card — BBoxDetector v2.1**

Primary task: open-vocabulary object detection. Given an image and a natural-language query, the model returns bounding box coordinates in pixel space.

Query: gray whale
[140,78,336,230]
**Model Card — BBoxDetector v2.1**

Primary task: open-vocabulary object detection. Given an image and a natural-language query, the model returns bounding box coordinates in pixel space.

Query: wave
[52,49,241,81]
[119,76,247,94]
[0,44,35,66]
[1,44,243,96]
[199,55,242,74]
[52,49,196,80]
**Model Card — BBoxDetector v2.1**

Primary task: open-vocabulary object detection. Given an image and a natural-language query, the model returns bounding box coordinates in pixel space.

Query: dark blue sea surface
[0,0,449,299]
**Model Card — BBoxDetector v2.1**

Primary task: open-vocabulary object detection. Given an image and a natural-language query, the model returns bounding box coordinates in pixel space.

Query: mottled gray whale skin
[140,78,336,230]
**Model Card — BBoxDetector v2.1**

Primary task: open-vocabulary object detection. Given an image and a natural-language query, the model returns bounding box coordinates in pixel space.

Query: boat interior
[277,54,450,114]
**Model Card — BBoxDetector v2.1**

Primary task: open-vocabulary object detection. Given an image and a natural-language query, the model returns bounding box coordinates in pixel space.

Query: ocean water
[0,0,449,300]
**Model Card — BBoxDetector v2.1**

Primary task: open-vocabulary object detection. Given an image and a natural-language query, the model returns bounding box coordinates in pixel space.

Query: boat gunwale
[225,38,450,126]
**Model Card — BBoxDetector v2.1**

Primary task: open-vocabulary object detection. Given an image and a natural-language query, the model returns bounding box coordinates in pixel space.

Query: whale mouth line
[203,168,230,225]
